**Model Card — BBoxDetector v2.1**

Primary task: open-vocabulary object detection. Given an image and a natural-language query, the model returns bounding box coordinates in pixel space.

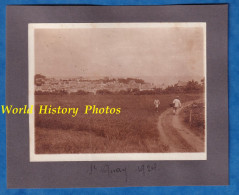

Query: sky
[34,24,205,85]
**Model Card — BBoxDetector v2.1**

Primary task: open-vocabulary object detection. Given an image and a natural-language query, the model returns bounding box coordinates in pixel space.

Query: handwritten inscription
[88,164,128,182]
[137,163,158,176]
[88,163,159,183]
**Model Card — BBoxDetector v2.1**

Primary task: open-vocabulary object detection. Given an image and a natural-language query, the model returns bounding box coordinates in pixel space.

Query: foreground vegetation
[181,102,205,139]
[35,93,202,154]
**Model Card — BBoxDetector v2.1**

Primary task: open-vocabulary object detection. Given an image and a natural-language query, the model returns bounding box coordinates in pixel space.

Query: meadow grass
[35,93,201,154]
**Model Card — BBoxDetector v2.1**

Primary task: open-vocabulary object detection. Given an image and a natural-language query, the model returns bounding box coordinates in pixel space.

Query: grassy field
[35,93,202,154]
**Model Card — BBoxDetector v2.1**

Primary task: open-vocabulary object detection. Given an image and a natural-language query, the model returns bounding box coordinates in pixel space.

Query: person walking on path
[154,98,160,112]
[172,96,182,115]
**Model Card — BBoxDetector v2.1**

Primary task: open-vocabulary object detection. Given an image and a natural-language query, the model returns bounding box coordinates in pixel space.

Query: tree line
[35,79,204,95]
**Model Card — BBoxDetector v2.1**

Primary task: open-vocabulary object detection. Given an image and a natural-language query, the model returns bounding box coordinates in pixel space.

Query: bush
[96,89,113,95]
[71,90,90,95]
[182,102,205,135]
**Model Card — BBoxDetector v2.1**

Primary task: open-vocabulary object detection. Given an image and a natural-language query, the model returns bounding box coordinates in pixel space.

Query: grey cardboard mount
[6,5,228,188]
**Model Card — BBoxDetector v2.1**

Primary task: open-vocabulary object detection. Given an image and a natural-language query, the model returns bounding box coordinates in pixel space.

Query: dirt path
[158,100,205,152]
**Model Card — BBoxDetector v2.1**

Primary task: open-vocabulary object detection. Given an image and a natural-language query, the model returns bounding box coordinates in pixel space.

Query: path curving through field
[157,100,205,152]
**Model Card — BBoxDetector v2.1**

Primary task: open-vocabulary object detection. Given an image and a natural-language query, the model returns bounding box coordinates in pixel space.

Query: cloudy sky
[34,24,205,85]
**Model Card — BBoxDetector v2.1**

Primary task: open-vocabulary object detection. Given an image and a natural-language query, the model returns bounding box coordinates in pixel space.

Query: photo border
[29,22,207,162]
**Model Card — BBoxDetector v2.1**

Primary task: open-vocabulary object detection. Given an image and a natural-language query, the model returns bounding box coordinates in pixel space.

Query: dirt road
[158,100,205,152]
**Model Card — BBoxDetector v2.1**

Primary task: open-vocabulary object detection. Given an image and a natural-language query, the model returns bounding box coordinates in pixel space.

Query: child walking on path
[154,99,160,112]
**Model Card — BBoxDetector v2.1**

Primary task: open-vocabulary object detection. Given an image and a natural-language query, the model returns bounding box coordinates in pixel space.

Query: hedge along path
[157,98,205,152]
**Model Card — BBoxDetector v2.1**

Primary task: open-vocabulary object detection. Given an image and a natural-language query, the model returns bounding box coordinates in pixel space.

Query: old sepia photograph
[29,23,206,161]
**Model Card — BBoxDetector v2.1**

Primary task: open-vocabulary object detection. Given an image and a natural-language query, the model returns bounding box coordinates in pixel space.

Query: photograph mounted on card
[29,22,207,162]
[28,23,206,161]
[7,5,228,188]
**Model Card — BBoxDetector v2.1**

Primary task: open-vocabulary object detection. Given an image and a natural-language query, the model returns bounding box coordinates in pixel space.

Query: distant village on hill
[34,74,204,95]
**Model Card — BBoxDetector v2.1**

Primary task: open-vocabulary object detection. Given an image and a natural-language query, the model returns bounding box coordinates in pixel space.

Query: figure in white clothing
[172,96,182,115]
[154,99,160,112]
